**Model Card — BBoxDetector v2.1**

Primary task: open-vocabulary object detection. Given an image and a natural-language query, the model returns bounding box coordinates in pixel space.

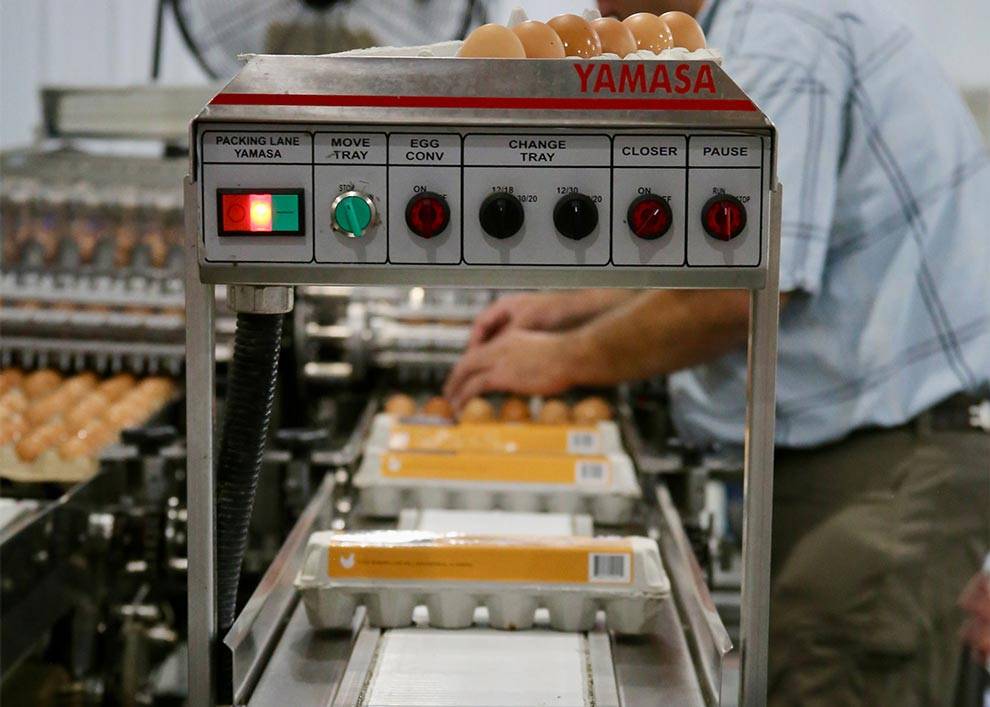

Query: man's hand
[444,329,580,408]
[468,290,637,348]
[468,293,572,348]
[960,567,990,663]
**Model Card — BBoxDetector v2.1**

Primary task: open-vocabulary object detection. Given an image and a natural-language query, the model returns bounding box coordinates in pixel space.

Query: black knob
[553,193,598,241]
[122,426,178,454]
[479,192,525,240]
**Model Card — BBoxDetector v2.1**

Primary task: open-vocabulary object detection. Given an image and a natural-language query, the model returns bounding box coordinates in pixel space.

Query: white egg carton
[296,531,669,633]
[353,450,641,525]
[367,413,624,455]
[398,508,594,537]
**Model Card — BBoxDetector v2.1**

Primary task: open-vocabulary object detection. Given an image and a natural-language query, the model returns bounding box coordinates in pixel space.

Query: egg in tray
[334,7,712,62]
[0,367,177,482]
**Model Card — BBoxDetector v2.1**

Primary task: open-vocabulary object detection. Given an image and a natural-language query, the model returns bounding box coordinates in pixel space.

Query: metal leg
[739,183,782,706]
[184,176,217,706]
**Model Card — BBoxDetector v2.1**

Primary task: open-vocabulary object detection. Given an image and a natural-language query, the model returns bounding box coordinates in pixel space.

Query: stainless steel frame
[185,54,781,706]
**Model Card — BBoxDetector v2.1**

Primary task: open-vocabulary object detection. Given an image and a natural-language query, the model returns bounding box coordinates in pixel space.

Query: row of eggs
[458,12,706,59]
[385,393,614,425]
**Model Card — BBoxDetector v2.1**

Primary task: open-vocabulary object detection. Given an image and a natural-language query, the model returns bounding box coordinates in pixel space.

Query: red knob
[627,194,673,240]
[702,195,747,241]
[405,192,450,239]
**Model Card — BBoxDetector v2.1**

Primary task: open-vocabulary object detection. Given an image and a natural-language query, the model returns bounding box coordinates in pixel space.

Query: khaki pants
[768,426,990,706]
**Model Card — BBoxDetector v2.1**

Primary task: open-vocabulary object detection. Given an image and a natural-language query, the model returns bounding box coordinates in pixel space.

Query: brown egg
[59,419,116,460]
[16,420,67,462]
[98,373,136,401]
[23,370,62,399]
[538,399,572,424]
[0,369,24,395]
[137,376,174,401]
[591,17,637,57]
[65,392,110,431]
[500,397,531,423]
[421,396,455,421]
[457,24,526,58]
[384,394,417,417]
[0,413,28,445]
[572,396,613,425]
[547,14,602,59]
[460,397,495,423]
[512,21,566,59]
[623,13,674,53]
[660,11,706,50]
[0,388,29,416]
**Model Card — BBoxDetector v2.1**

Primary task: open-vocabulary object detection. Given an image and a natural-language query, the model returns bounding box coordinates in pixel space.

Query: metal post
[184,176,217,706]
[738,183,782,706]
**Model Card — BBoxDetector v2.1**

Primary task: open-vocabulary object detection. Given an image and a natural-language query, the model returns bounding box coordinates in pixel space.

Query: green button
[271,194,300,232]
[334,195,373,237]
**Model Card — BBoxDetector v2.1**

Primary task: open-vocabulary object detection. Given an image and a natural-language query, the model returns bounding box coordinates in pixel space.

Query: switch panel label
[464,134,610,167]
[613,136,687,167]
[389,134,460,166]
[315,132,387,164]
[201,131,312,164]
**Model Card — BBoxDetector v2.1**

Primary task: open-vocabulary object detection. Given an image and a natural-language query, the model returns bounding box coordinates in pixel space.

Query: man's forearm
[552,289,640,329]
[565,290,753,386]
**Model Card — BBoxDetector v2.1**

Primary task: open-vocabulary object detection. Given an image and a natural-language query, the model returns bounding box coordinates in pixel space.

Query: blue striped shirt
[669,0,990,448]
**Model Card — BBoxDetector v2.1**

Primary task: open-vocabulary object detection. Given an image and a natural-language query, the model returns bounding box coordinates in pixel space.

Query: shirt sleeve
[719,20,850,294]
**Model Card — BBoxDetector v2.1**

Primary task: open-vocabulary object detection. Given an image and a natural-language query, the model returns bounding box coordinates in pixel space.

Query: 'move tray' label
[380,451,613,486]
[326,532,634,585]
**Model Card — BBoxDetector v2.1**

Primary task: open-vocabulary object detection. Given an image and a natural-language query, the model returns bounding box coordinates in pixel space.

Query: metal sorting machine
[185,53,780,706]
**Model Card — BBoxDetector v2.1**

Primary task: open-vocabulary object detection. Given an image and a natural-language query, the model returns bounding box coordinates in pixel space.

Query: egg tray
[296,532,669,634]
[397,508,595,537]
[367,413,625,455]
[0,446,97,483]
[353,451,641,525]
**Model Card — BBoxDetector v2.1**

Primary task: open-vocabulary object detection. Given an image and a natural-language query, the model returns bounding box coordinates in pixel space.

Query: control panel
[198,126,769,270]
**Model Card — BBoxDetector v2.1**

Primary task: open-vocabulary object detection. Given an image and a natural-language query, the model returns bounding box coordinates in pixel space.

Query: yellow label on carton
[388,422,602,454]
[379,451,612,486]
[326,532,633,585]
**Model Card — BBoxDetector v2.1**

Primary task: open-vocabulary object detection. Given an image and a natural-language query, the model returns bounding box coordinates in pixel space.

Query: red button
[405,192,450,239]
[627,194,673,240]
[221,193,250,232]
[702,195,747,241]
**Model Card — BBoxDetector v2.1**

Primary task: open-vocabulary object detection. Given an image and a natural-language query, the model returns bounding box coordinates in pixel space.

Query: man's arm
[467,289,638,347]
[445,289,788,406]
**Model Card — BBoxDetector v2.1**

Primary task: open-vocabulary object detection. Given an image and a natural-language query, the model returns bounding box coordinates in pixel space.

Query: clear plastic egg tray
[398,508,594,537]
[296,530,669,633]
[354,450,641,524]
[367,413,624,455]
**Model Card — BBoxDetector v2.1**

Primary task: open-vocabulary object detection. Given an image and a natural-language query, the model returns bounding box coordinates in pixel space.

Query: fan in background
[169,0,486,80]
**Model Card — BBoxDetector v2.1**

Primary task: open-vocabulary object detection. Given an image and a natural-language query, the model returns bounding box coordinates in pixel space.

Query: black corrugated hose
[216,311,283,644]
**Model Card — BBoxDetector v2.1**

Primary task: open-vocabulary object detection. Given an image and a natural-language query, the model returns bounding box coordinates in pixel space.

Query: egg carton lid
[296,530,668,596]
[398,508,594,536]
[362,628,593,707]
[354,449,641,498]
[367,412,624,455]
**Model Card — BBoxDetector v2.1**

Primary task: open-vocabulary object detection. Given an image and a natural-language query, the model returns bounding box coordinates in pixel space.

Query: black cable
[215,312,283,635]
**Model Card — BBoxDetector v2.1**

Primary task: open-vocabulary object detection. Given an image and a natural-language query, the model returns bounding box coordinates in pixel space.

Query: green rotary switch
[331,191,377,238]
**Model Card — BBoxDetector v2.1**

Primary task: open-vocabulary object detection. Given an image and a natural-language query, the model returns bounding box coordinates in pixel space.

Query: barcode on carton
[567,430,601,453]
[574,459,609,486]
[589,553,631,583]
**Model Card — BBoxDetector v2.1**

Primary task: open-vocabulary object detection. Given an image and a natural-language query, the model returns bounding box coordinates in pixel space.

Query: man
[446,0,990,704]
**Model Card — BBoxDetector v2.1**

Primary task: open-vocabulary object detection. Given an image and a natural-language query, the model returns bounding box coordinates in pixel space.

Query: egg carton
[354,450,641,525]
[296,531,669,633]
[398,508,594,537]
[0,445,97,483]
[367,413,624,455]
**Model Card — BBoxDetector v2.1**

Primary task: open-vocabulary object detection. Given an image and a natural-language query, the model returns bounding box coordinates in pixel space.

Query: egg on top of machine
[457,8,706,59]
